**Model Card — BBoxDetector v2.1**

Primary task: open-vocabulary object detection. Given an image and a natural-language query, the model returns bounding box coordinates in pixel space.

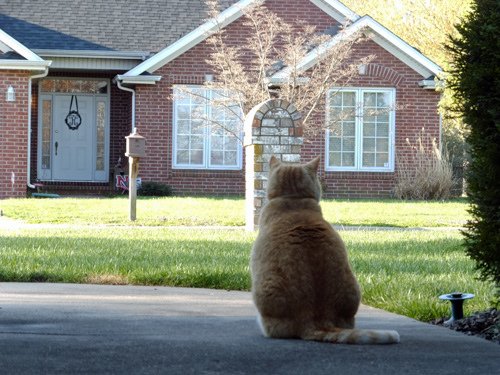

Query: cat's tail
[302,328,400,345]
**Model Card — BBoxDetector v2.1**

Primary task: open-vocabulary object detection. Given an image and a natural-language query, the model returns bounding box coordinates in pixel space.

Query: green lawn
[0,196,470,227]
[0,226,493,322]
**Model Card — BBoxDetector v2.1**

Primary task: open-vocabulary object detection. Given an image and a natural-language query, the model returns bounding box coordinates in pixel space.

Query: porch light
[6,85,15,102]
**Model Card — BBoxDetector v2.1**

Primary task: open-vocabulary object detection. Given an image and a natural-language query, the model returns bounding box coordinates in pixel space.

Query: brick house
[0,0,441,199]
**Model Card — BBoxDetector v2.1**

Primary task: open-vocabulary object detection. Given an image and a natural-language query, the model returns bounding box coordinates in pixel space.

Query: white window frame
[172,85,243,170]
[325,87,396,172]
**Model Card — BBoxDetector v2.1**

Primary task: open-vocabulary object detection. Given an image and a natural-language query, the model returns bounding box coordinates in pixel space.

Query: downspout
[115,77,136,132]
[27,67,49,189]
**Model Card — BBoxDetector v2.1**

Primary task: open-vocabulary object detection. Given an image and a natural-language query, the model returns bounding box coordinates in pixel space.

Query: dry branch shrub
[395,131,455,200]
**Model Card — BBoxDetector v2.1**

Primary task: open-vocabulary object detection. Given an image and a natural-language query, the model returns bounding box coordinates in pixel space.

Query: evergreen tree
[447,0,500,293]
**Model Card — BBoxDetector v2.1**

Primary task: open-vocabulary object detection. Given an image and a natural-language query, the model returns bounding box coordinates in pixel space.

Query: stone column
[244,99,303,231]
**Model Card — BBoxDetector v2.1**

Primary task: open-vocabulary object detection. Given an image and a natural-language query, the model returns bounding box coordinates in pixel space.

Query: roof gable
[122,0,441,80]
[271,15,442,81]
[123,0,258,77]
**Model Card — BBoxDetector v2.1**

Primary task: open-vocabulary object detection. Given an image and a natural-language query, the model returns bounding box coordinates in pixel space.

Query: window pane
[211,135,223,150]
[329,137,341,151]
[191,135,204,150]
[376,153,389,167]
[211,151,223,165]
[174,86,242,169]
[177,150,189,164]
[342,92,356,107]
[343,137,355,152]
[224,137,237,150]
[329,92,342,107]
[41,99,52,169]
[330,152,341,166]
[177,105,191,120]
[327,89,393,170]
[190,150,203,164]
[343,122,355,137]
[377,138,389,152]
[377,122,389,137]
[363,152,375,167]
[377,92,391,107]
[191,120,205,135]
[41,79,108,94]
[177,135,190,149]
[364,93,376,107]
[342,153,355,167]
[377,112,389,124]
[96,101,106,171]
[363,122,375,137]
[363,138,376,152]
[330,121,342,136]
[177,120,190,134]
[224,151,237,165]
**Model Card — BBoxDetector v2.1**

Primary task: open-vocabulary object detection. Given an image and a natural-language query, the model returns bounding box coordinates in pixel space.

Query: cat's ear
[269,155,281,169]
[305,156,320,173]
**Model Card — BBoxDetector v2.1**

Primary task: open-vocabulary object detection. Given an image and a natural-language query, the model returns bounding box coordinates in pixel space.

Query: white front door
[52,95,94,181]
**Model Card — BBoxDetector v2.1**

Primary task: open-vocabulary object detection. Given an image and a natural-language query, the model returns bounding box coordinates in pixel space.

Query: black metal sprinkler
[439,292,474,323]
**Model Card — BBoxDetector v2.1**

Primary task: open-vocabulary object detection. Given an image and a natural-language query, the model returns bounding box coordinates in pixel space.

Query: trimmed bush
[138,181,173,197]
[447,0,500,290]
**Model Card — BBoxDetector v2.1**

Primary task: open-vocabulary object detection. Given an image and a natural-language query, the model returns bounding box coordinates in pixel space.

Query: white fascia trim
[310,0,360,23]
[0,60,51,70]
[116,74,162,85]
[419,79,444,90]
[123,0,258,76]
[361,16,442,77]
[33,49,149,60]
[266,76,310,85]
[272,15,442,82]
[0,29,44,62]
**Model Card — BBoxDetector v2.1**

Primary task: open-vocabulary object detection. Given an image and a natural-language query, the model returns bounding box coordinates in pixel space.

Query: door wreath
[65,95,82,130]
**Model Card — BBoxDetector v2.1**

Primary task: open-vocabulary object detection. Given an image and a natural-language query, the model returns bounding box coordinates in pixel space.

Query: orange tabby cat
[250,156,400,344]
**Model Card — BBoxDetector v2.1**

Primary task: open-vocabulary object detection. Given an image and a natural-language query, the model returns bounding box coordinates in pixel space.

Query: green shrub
[447,0,500,290]
[138,181,173,197]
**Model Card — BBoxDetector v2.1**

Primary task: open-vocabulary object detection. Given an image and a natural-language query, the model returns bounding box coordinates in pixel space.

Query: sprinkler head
[439,292,474,323]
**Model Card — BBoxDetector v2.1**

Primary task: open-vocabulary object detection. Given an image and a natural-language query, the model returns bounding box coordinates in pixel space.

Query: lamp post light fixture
[6,85,15,102]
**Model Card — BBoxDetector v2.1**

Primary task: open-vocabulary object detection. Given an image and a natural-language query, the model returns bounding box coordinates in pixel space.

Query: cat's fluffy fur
[250,156,400,345]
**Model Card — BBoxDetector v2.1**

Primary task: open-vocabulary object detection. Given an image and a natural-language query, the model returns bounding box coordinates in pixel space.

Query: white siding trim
[309,0,359,23]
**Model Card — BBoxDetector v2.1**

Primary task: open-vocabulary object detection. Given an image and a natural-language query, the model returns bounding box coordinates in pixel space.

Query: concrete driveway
[0,283,498,374]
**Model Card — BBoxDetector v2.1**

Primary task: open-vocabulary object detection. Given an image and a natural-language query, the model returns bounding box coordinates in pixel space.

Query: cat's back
[253,196,345,266]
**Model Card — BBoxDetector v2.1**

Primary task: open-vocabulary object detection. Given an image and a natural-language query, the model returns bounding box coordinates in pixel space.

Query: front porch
[28,75,132,197]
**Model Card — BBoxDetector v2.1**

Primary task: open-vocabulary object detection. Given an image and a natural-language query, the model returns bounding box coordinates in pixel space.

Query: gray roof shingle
[0,0,238,53]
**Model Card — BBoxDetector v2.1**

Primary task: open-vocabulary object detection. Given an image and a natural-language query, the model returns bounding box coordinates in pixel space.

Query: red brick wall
[134,0,440,198]
[135,0,337,195]
[0,70,30,198]
[302,39,441,198]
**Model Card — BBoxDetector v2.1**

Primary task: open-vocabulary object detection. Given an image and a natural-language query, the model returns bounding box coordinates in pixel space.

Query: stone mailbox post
[125,129,145,221]
[244,99,303,231]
